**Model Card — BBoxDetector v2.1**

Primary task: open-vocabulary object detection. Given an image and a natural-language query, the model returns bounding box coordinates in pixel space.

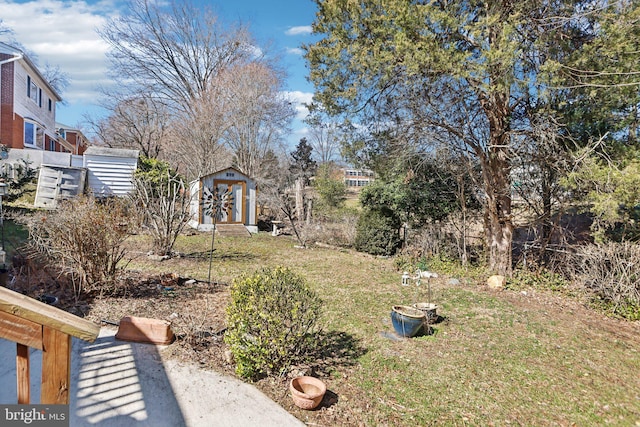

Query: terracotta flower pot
[289,376,326,410]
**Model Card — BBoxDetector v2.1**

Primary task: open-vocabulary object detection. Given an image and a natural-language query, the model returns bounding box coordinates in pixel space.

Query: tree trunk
[482,153,513,276]
[480,91,513,276]
[458,174,468,266]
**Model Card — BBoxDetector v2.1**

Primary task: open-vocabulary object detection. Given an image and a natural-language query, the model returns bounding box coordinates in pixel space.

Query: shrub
[303,210,359,247]
[225,266,322,380]
[313,164,347,211]
[131,156,192,256]
[354,208,401,256]
[509,269,569,293]
[24,195,134,298]
[570,242,640,319]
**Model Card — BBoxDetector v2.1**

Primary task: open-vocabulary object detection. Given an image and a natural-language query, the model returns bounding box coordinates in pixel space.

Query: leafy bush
[313,177,347,213]
[2,158,37,203]
[354,208,401,256]
[563,152,640,242]
[225,266,322,379]
[313,163,347,214]
[24,196,134,298]
[570,242,640,319]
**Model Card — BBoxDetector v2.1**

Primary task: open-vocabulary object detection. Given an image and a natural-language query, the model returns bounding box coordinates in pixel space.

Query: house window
[27,76,40,105]
[48,98,52,111]
[24,121,44,149]
[49,138,56,151]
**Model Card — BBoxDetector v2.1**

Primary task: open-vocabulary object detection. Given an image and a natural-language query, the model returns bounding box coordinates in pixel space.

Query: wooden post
[0,286,99,406]
[41,327,72,404]
[16,343,30,404]
[295,177,304,220]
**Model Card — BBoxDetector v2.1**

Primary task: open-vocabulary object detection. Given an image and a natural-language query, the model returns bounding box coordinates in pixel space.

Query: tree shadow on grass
[309,330,368,377]
[181,249,258,262]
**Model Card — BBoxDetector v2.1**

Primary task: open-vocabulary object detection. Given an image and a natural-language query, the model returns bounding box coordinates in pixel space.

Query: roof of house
[56,123,89,140]
[0,42,62,102]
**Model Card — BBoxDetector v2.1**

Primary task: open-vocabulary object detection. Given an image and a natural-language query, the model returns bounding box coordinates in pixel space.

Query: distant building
[0,42,86,155]
[342,168,375,188]
[56,124,90,155]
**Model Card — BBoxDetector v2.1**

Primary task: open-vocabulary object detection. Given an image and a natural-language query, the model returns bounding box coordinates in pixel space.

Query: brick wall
[0,59,16,147]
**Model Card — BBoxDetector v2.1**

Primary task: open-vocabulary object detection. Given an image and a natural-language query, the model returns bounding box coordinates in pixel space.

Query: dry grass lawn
[12,231,640,426]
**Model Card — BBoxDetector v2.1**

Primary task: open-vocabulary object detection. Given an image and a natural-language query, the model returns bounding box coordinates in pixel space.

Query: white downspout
[0,52,23,66]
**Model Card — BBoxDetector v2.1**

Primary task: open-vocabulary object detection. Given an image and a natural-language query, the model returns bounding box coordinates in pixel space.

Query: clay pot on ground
[289,376,326,410]
[412,302,438,322]
[390,305,426,337]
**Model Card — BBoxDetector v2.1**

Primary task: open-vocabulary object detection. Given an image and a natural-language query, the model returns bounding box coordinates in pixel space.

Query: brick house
[0,42,79,154]
[342,167,375,188]
[56,123,89,156]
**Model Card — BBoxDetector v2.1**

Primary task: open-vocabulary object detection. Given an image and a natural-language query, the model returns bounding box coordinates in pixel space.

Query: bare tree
[129,170,192,256]
[99,0,256,114]
[167,97,234,180]
[97,0,292,182]
[41,63,70,98]
[221,62,295,181]
[259,183,308,248]
[0,24,69,99]
[304,113,342,164]
[88,94,170,158]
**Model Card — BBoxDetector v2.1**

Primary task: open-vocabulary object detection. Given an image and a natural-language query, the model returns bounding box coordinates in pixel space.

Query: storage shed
[83,147,139,197]
[189,167,258,233]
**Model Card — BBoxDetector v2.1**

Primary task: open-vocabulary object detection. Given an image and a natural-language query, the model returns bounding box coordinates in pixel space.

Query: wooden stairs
[215,224,252,237]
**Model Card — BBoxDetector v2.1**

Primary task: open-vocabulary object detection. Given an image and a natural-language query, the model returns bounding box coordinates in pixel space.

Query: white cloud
[0,0,115,104]
[283,90,313,120]
[285,26,312,36]
[286,47,304,56]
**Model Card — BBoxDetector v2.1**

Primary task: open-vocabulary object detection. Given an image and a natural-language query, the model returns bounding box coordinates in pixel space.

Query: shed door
[214,180,246,224]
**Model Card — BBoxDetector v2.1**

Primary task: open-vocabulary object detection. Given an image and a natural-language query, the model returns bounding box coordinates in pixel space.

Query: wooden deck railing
[0,286,99,404]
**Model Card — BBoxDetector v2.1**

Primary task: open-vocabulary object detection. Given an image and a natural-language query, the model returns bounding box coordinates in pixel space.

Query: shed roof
[84,146,139,159]
[201,167,253,180]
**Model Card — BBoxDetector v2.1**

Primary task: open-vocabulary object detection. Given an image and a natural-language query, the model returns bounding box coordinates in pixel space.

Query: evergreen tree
[289,138,317,185]
[306,0,640,275]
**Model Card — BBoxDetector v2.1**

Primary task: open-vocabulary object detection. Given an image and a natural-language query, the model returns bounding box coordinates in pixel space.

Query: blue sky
[0,0,319,146]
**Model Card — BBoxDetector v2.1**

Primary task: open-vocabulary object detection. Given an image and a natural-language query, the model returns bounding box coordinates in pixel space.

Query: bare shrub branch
[23,196,135,297]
